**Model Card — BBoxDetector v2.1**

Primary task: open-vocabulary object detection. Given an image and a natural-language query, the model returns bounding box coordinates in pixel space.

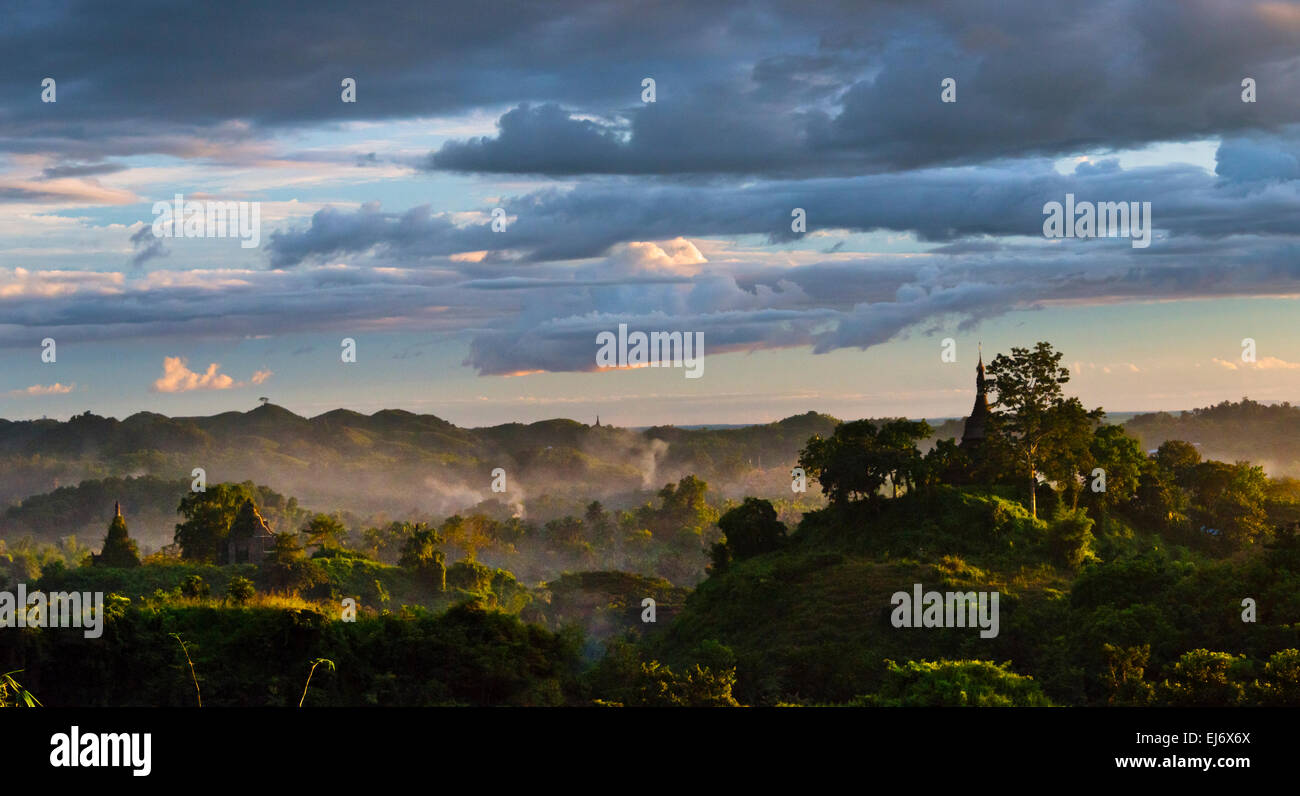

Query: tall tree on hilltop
[984,342,1103,519]
[876,419,933,497]
[799,420,887,505]
[798,419,930,505]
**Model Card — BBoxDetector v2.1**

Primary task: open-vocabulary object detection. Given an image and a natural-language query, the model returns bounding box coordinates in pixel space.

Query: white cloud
[605,238,707,276]
[8,382,75,396]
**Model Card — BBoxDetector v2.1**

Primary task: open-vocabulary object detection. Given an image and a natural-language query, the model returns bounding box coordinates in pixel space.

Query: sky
[2,0,1300,427]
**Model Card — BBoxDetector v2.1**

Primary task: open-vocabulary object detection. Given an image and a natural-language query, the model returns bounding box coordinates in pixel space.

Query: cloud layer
[3,0,1300,390]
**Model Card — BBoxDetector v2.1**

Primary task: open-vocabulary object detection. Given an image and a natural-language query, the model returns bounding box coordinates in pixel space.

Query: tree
[174,483,254,562]
[1101,644,1154,706]
[1156,440,1201,485]
[584,501,614,546]
[876,419,934,497]
[799,421,885,505]
[716,498,787,562]
[1037,408,1097,510]
[654,475,716,539]
[263,532,323,594]
[856,659,1054,707]
[1082,425,1147,516]
[1189,460,1270,550]
[96,509,140,568]
[708,540,732,576]
[302,514,347,550]
[799,419,931,506]
[1133,467,1186,532]
[984,342,1103,519]
[361,521,411,563]
[399,523,446,591]
[587,640,740,706]
[923,437,968,487]
[1157,650,1253,706]
[1045,507,1096,570]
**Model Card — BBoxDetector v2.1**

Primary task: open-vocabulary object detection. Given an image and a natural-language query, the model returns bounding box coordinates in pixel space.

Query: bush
[1045,507,1097,570]
[1156,649,1253,706]
[854,659,1054,707]
[1257,649,1300,706]
[225,576,255,605]
[447,561,493,593]
[716,498,786,562]
[180,575,210,599]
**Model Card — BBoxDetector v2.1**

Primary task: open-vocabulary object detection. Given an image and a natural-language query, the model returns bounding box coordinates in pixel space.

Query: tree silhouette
[984,342,1102,519]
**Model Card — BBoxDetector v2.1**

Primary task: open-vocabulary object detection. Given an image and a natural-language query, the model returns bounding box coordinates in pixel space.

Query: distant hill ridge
[1124,398,1300,474]
[0,407,845,537]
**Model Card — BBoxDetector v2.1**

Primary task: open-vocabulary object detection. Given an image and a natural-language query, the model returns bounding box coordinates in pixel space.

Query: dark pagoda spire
[961,344,991,448]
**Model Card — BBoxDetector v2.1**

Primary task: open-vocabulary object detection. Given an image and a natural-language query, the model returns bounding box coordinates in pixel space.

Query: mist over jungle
[2,396,1294,563]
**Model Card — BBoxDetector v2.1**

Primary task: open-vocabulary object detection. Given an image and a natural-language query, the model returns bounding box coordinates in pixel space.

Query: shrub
[854,659,1054,707]
[1045,507,1097,570]
[1156,649,1253,706]
[1257,649,1300,706]
[180,575,211,599]
[225,575,255,605]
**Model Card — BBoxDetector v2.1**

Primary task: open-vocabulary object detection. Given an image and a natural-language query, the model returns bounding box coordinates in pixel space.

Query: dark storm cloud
[7,0,1300,382]
[5,1,1297,171]
[426,0,1300,177]
[38,162,127,180]
[0,0,770,156]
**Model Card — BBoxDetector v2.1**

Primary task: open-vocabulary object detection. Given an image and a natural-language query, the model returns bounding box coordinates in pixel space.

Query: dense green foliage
[848,659,1054,706]
[3,350,1300,707]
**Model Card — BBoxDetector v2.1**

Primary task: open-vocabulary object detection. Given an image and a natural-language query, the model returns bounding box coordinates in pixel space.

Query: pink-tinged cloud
[0,177,138,205]
[1254,356,1300,370]
[1211,356,1300,371]
[8,382,75,396]
[152,357,235,393]
[152,358,274,392]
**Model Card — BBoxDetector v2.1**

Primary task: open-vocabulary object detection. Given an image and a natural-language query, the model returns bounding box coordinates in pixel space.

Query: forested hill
[1123,399,1300,475]
[0,405,841,522]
